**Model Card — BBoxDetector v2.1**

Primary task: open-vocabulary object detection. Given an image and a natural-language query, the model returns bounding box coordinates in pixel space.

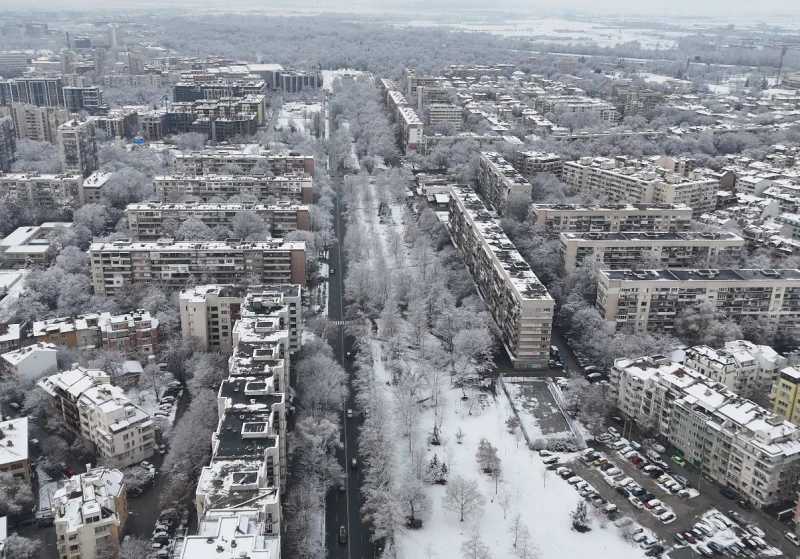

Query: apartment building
[449,185,554,369]
[58,119,98,177]
[478,152,532,215]
[33,310,159,355]
[684,340,787,400]
[89,238,307,296]
[0,116,13,172]
[164,95,267,141]
[154,173,313,204]
[597,268,800,337]
[38,367,155,467]
[180,283,301,354]
[533,95,618,122]
[513,151,563,179]
[612,354,800,508]
[0,323,22,353]
[417,84,452,110]
[172,77,266,102]
[0,417,29,482]
[126,201,310,241]
[1,342,58,381]
[52,467,127,559]
[381,81,423,152]
[102,74,163,88]
[531,203,693,233]
[177,510,280,559]
[0,173,84,209]
[553,60,576,73]
[0,52,29,77]
[563,157,719,216]
[0,75,64,107]
[427,103,463,131]
[558,231,744,273]
[139,110,165,141]
[772,367,800,425]
[63,86,105,113]
[9,103,70,143]
[173,149,315,176]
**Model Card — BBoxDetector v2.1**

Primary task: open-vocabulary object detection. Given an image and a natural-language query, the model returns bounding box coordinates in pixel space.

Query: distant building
[426,103,463,131]
[63,86,106,113]
[58,119,98,177]
[531,203,693,233]
[154,173,313,204]
[0,52,29,77]
[52,467,127,559]
[0,417,29,482]
[0,75,64,107]
[0,116,13,172]
[9,102,70,144]
[173,149,315,176]
[0,323,22,353]
[1,342,58,381]
[380,79,423,153]
[513,151,563,179]
[0,173,85,209]
[554,60,576,73]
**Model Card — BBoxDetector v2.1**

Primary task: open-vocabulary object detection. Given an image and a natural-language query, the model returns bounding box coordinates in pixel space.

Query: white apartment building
[177,509,279,559]
[180,284,301,354]
[513,151,563,179]
[531,203,693,233]
[478,152,532,215]
[9,102,70,144]
[1,341,58,381]
[125,201,310,241]
[89,238,307,296]
[58,119,98,178]
[381,82,423,152]
[449,185,554,369]
[597,268,800,337]
[533,95,618,122]
[558,231,744,273]
[0,173,83,209]
[154,173,313,204]
[52,467,127,559]
[173,150,315,176]
[38,367,154,468]
[427,103,463,131]
[684,340,787,400]
[563,157,719,216]
[613,355,800,508]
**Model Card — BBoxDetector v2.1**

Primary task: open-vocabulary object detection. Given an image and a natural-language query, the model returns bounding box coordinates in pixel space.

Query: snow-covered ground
[0,269,27,322]
[35,465,60,513]
[276,102,322,134]
[125,372,180,425]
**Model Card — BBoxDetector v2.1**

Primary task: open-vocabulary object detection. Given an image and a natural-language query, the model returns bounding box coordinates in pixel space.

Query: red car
[631,456,644,465]
[682,532,696,544]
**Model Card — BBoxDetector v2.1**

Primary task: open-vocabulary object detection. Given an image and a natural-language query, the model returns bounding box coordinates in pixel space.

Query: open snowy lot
[276,102,322,134]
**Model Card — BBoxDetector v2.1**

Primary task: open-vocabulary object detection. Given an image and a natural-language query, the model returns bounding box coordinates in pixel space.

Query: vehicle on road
[338,526,347,544]
[338,480,346,492]
[785,532,800,546]
[737,499,752,511]
[720,488,738,500]
[57,462,75,476]
[330,268,335,275]
[350,458,357,469]
[671,455,686,467]
[611,415,623,424]
[346,409,353,419]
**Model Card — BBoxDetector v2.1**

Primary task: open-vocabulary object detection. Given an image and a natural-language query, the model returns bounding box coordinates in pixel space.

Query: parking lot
[541,433,799,558]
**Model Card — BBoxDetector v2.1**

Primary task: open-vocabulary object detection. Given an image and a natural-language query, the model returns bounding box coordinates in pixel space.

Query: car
[645,545,664,557]
[559,469,575,479]
[574,481,589,491]
[593,457,609,467]
[605,468,622,477]
[720,487,739,500]
[567,476,583,485]
[737,499,752,511]
[638,536,658,549]
[660,512,676,524]
[708,541,726,554]
[611,415,623,424]
[740,537,758,551]
[711,514,732,528]
[682,532,696,544]
[591,496,607,508]
[643,464,659,473]
[153,535,169,545]
[725,544,743,556]
[141,461,153,469]
[728,510,746,526]
[671,455,686,467]
[616,477,633,488]
[330,268,335,275]
[628,496,644,509]
[630,487,647,497]
[677,489,690,498]
[672,474,691,487]
[351,458,357,469]
[688,529,704,541]
[541,449,555,457]
[346,409,353,419]
[151,542,164,550]
[62,464,75,476]
[607,510,622,521]
[615,486,629,498]
[639,492,655,502]
[650,506,667,516]
[644,499,662,510]
[674,534,688,546]
[37,516,54,527]
[695,521,716,536]
[662,479,677,489]
[631,457,645,467]
[338,526,347,544]
[338,480,346,492]
[607,426,620,437]
[603,475,616,486]
[750,536,767,550]
[29,438,40,448]
[601,504,617,515]
[160,396,175,403]
[669,484,684,494]
[648,469,664,478]
[543,456,559,465]
[707,517,728,531]
[596,433,613,443]
[746,525,765,538]
[785,532,800,546]
[579,486,596,497]
[696,544,713,558]
[599,462,615,471]
[9,402,21,411]
[657,475,670,484]
[555,467,570,476]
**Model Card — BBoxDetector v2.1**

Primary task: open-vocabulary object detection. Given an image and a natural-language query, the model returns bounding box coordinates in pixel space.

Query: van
[630,441,642,451]
[611,441,627,451]
[646,450,661,462]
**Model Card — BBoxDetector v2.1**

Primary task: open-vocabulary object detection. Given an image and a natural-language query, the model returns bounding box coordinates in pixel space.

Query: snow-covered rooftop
[0,416,28,467]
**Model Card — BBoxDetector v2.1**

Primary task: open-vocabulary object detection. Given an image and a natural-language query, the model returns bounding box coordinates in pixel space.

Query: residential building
[101,74,162,88]
[177,509,279,559]
[531,203,693,233]
[0,52,29,77]
[563,156,719,216]
[58,119,98,177]
[558,230,744,274]
[0,116,13,172]
[89,238,307,296]
[554,60,576,73]
[597,268,800,338]
[0,417,29,482]
[533,95,618,122]
[684,340,787,400]
[0,173,84,209]
[63,86,106,113]
[172,77,266,102]
[173,150,315,176]
[426,103,463,131]
[9,103,70,143]
[773,367,800,426]
[612,355,800,508]
[1,342,58,381]
[154,173,313,204]
[125,201,310,241]
[79,171,112,204]
[180,284,301,354]
[139,110,165,141]
[0,223,73,267]
[164,95,268,141]
[448,185,554,369]
[513,151,563,179]
[33,315,101,348]
[0,323,22,353]
[51,467,127,559]
[478,152,532,215]
[381,80,423,152]
[0,75,64,107]
[33,310,159,355]
[38,367,154,467]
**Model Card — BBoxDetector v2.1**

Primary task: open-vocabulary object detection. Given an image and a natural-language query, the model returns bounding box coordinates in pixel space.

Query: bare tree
[461,531,492,559]
[443,475,485,522]
[508,513,523,548]
[513,526,539,559]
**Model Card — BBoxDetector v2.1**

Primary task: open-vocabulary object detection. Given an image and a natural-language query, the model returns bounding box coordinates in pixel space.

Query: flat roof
[602,269,800,282]
[0,416,28,466]
[562,231,743,243]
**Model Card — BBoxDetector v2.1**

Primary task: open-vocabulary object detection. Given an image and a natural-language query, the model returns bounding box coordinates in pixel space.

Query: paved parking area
[506,379,571,435]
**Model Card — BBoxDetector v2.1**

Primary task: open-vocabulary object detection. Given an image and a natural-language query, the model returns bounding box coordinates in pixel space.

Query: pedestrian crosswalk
[331,319,348,326]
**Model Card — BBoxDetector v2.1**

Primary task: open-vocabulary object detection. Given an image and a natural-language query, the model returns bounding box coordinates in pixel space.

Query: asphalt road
[324,122,375,558]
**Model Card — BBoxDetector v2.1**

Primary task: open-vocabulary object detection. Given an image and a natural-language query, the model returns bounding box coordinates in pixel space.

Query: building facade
[531,203,693,234]
[0,75,64,107]
[513,151,563,179]
[89,238,307,296]
[449,185,554,369]
[478,152,532,215]
[0,116,14,172]
[1,342,58,381]
[154,173,313,204]
[33,311,159,355]
[0,417,29,482]
[173,150,315,176]
[58,119,98,177]
[0,173,84,209]
[9,103,70,144]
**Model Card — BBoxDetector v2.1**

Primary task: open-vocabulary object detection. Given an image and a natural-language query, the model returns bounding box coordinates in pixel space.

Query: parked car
[674,534,687,546]
[605,468,622,477]
[603,475,616,486]
[37,516,54,527]
[57,462,75,476]
[593,457,609,467]
[651,506,667,516]
[707,542,726,554]
[607,426,620,437]
[785,532,800,546]
[682,532,696,544]
[746,525,765,538]
[611,415,623,424]
[728,510,747,526]
[696,544,713,558]
[599,462,615,471]
[628,496,644,509]
[645,545,664,557]
[660,512,676,524]
[615,487,629,498]
[558,469,575,479]
[720,488,739,500]
[644,499,662,510]
[647,469,664,478]
[671,455,686,467]
[543,456,559,465]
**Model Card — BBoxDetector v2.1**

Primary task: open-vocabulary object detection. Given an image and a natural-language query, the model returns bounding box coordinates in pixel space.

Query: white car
[607,426,620,437]
[628,496,644,509]
[567,476,584,485]
[543,456,559,465]
[786,532,800,546]
[346,409,353,419]
[605,468,622,477]
[141,461,152,469]
[747,525,765,538]
[660,512,676,524]
[541,450,555,457]
[603,476,616,486]
[574,481,589,491]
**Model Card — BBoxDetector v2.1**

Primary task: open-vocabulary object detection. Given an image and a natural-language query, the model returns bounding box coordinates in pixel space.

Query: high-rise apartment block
[597,268,800,337]
[154,173,313,204]
[534,95,618,122]
[63,86,105,113]
[0,52,29,77]
[89,238,307,296]
[180,284,301,354]
[772,367,800,425]
[513,151,563,179]
[478,152,532,215]
[563,156,719,216]
[0,75,64,107]
[426,103,463,131]
[173,149,315,176]
[38,366,154,467]
[558,230,744,273]
[9,102,70,143]
[58,119,98,177]
[531,203,693,233]
[125,201,310,241]
[0,116,14,172]
[449,185,554,369]
[0,171,110,208]
[612,355,800,508]
[52,467,127,559]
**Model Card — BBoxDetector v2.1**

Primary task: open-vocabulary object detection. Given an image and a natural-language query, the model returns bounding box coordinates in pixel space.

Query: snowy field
[276,102,322,134]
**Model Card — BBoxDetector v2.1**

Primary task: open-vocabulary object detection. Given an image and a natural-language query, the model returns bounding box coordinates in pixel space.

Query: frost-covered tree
[0,471,35,516]
[3,534,41,559]
[174,132,207,151]
[443,475,485,522]
[230,210,270,240]
[461,531,492,559]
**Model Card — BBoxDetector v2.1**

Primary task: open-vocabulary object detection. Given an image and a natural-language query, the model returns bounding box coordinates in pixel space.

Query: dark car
[559,469,575,479]
[607,510,621,521]
[611,415,623,425]
[645,544,665,557]
[631,487,646,497]
[740,538,758,550]
[737,500,752,511]
[615,487,629,498]
[640,492,655,503]
[338,526,347,544]
[708,542,725,554]
[648,469,664,478]
[720,488,739,500]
